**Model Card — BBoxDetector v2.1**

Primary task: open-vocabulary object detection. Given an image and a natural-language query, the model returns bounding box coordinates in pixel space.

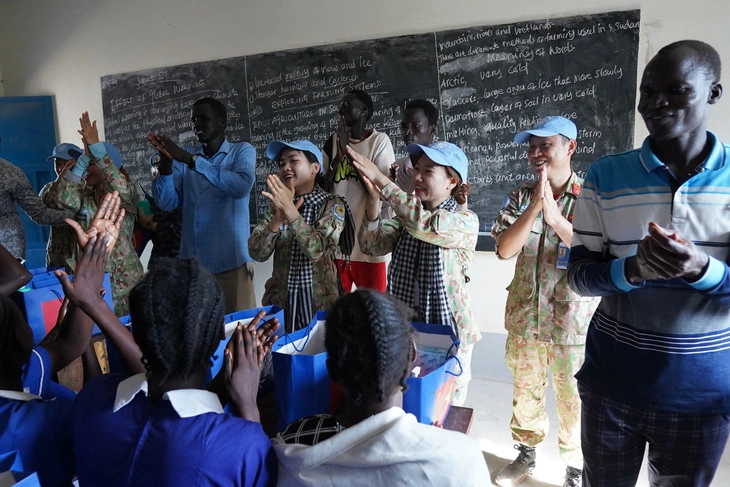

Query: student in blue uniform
[0,234,112,486]
[20,191,127,399]
[70,256,278,487]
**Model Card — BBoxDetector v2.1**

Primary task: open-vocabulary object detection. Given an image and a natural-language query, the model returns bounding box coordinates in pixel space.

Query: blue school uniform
[21,346,75,401]
[71,374,276,487]
[0,390,75,486]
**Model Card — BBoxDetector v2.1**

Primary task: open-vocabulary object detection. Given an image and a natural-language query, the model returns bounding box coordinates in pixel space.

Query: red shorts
[336,260,387,293]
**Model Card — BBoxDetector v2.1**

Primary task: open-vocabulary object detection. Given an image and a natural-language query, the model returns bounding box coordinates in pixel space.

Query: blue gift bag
[272,311,330,431]
[11,273,114,345]
[403,322,462,426]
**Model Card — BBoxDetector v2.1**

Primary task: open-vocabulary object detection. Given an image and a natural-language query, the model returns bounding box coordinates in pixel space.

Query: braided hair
[129,258,225,384]
[325,289,415,406]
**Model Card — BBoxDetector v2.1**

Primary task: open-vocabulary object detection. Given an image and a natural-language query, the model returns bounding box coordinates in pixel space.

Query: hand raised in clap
[65,190,125,250]
[627,222,709,283]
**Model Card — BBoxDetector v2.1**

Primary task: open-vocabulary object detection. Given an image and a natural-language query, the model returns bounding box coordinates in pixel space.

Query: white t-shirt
[323,129,395,262]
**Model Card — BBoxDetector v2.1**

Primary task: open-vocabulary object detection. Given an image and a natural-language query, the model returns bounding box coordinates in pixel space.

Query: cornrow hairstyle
[405,99,439,126]
[658,40,722,82]
[0,292,28,379]
[129,258,225,384]
[325,289,415,406]
[193,97,228,121]
[347,89,374,122]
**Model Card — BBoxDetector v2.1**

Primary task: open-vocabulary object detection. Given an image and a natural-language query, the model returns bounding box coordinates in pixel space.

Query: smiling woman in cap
[346,142,480,405]
[249,140,353,332]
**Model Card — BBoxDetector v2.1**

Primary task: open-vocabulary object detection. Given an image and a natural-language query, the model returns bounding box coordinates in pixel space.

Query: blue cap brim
[514,129,564,144]
[405,143,449,167]
[266,140,323,172]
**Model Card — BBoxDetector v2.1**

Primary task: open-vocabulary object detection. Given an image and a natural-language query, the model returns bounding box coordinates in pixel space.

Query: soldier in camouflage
[42,112,143,316]
[491,117,599,487]
[40,143,85,270]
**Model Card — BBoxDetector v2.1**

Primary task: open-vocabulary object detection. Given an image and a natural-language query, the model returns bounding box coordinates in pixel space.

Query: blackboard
[100,10,640,249]
[437,10,640,247]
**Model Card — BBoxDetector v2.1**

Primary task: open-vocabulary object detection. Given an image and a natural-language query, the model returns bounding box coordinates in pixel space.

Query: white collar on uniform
[113,373,224,418]
[0,390,42,401]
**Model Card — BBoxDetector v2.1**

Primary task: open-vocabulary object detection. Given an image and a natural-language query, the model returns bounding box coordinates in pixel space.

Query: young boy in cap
[323,89,395,293]
[250,140,348,332]
[350,141,479,405]
[491,116,598,487]
[40,143,84,269]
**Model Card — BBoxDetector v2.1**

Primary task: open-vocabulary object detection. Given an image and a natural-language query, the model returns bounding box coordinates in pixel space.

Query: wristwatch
[190,154,199,165]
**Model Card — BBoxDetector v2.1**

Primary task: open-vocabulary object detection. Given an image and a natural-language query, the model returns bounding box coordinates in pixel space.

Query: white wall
[2,0,729,334]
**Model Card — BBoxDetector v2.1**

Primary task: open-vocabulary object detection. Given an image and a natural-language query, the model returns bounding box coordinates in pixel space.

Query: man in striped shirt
[568,40,730,486]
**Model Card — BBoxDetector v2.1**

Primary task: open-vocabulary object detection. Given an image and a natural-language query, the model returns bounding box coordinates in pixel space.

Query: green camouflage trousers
[505,333,584,467]
[452,341,474,407]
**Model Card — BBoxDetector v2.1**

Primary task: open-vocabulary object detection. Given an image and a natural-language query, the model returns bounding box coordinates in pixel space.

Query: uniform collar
[639,131,725,173]
[113,373,224,418]
[0,390,42,402]
[191,138,231,157]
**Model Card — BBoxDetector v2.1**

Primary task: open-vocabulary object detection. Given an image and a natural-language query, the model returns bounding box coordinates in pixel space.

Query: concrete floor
[463,334,730,487]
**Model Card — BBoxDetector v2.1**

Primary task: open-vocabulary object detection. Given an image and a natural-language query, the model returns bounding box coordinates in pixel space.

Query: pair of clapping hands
[147,133,195,171]
[627,222,709,283]
[221,311,280,422]
[54,112,104,181]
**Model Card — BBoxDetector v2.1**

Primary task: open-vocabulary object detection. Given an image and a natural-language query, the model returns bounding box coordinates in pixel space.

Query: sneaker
[563,466,582,487]
[495,444,536,487]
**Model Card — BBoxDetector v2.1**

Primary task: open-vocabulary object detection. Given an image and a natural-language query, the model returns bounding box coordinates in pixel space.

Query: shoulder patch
[333,203,345,221]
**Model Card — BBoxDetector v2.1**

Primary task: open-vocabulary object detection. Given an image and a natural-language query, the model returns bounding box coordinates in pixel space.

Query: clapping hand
[539,172,562,228]
[65,190,125,250]
[347,145,389,189]
[336,114,350,157]
[55,234,110,309]
[147,133,192,167]
[78,112,100,146]
[223,312,281,423]
[262,174,302,228]
[628,222,709,283]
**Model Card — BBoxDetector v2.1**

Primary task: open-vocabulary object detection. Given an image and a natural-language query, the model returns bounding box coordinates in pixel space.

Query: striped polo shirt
[568,132,730,414]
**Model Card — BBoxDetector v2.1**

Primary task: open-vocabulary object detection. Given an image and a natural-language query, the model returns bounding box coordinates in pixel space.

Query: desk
[443,406,474,435]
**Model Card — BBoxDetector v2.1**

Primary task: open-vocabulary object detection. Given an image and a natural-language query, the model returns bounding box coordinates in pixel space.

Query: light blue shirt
[152,139,256,274]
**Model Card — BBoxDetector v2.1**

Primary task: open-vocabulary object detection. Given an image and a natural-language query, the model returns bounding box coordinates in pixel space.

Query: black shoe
[563,466,582,487]
[495,444,536,487]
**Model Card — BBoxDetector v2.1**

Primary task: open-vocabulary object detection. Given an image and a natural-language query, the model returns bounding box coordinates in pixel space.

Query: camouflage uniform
[359,182,480,406]
[492,172,599,467]
[249,196,346,330]
[40,181,77,270]
[42,145,144,317]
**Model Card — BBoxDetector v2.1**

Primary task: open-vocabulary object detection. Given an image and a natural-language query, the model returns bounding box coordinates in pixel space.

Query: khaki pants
[213,263,256,315]
[506,333,585,468]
